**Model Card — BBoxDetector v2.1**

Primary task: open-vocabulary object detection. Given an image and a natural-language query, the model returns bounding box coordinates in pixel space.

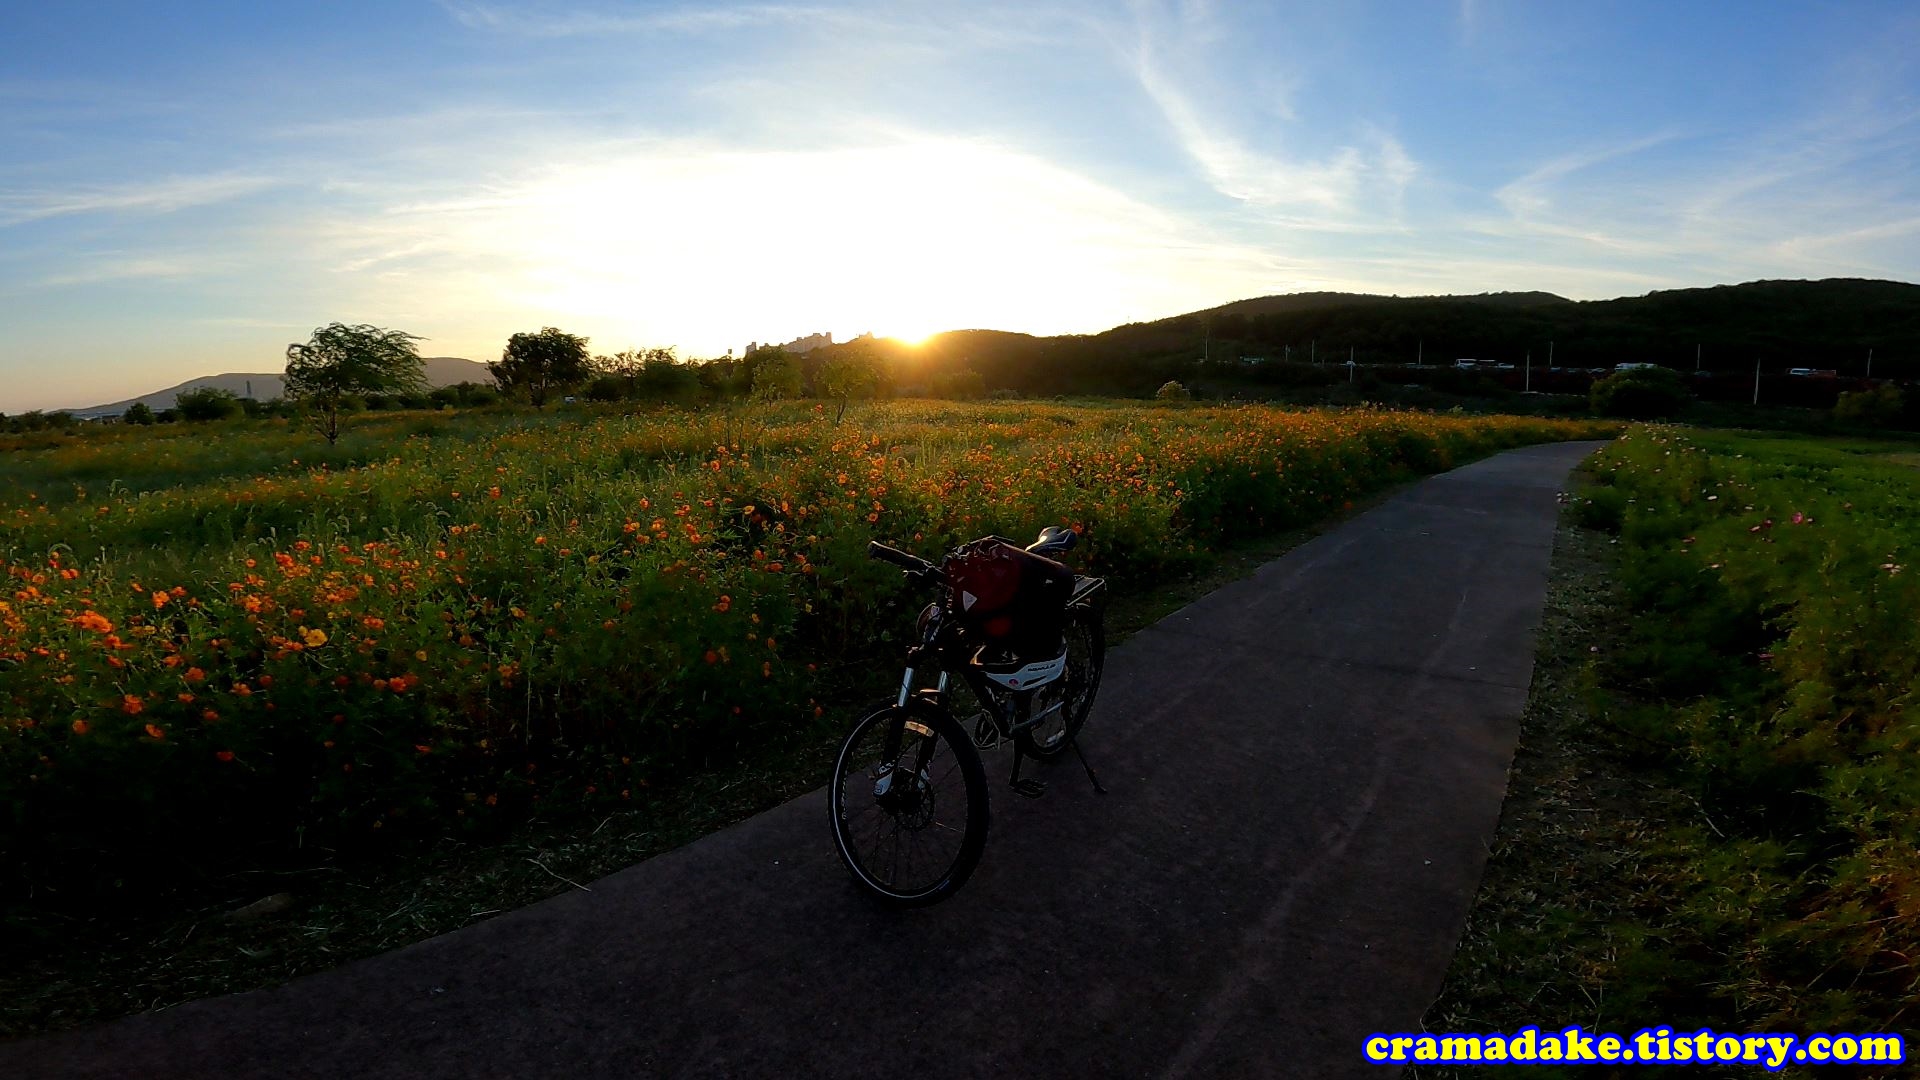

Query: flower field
[1,401,1609,905]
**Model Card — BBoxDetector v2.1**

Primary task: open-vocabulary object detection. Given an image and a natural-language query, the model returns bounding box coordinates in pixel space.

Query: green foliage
[1155,379,1193,401]
[174,387,244,422]
[1579,427,1920,1029]
[492,327,591,407]
[748,350,802,402]
[426,381,502,409]
[121,403,155,426]
[284,323,427,445]
[1566,483,1626,532]
[1,411,79,436]
[820,346,883,421]
[928,367,986,399]
[1833,384,1905,427]
[1589,365,1690,418]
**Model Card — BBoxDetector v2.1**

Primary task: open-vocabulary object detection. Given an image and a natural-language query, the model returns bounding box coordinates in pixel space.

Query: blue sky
[2,1,1917,411]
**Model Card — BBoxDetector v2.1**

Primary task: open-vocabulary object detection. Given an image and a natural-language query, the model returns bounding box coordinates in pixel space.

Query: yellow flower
[303,627,328,647]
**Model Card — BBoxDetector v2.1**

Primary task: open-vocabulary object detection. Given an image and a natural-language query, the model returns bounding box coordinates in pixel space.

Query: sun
[883,327,942,348]
[442,135,1268,357]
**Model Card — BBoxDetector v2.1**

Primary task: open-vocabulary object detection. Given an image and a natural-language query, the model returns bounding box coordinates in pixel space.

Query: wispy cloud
[0,174,276,226]
[1492,132,1679,220]
[38,256,205,287]
[439,1,832,37]
[1123,3,1418,224]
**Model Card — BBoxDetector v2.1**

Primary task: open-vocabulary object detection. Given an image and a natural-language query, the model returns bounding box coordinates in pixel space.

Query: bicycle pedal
[1009,778,1047,799]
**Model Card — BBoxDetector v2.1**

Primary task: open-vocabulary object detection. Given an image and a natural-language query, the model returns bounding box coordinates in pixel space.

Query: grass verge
[1415,454,1911,1079]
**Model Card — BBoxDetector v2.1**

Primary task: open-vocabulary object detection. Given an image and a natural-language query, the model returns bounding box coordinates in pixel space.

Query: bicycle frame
[890,574,1105,748]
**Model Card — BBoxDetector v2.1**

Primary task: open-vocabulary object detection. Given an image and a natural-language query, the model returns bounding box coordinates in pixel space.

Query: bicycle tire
[1019,605,1105,761]
[829,700,990,906]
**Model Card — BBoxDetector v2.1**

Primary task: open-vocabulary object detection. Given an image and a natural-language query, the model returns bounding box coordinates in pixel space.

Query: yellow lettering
[1860,1036,1904,1064]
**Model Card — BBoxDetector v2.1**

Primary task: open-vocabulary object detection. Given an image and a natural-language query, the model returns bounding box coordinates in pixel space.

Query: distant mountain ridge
[73,357,491,416]
[866,278,1920,395]
[52,278,1920,414]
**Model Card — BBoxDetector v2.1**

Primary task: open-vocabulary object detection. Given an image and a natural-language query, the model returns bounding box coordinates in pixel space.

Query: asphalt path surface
[4,440,1606,1080]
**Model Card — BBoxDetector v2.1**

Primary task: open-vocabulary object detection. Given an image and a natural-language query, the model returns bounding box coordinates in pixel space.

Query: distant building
[745,332,834,356]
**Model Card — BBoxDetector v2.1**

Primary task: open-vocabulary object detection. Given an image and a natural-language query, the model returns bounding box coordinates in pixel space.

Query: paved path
[3,441,1606,1080]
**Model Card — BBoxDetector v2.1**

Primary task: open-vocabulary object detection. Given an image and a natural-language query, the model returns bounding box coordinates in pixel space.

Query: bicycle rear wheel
[1019,605,1105,761]
[829,702,989,906]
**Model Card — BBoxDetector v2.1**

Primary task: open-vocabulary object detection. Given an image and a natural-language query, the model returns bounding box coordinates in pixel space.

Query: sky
[2,1,1918,412]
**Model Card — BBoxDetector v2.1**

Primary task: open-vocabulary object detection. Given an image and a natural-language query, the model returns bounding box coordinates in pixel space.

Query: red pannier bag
[945,538,1075,660]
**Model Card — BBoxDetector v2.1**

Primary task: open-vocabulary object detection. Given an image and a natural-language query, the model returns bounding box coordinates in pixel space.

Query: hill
[73,357,491,416]
[803,278,1920,396]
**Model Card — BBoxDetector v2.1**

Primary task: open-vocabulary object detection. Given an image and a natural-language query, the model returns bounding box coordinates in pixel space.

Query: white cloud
[0,174,277,226]
[38,256,203,287]
[439,1,842,38]
[1123,4,1419,224]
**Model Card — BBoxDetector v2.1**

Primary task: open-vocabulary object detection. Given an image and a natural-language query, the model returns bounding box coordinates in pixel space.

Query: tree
[639,347,696,400]
[820,346,882,422]
[175,387,244,422]
[284,323,427,444]
[1590,365,1690,419]
[749,350,803,402]
[122,402,156,425]
[929,367,986,399]
[1833,385,1905,427]
[1155,379,1193,401]
[492,327,591,406]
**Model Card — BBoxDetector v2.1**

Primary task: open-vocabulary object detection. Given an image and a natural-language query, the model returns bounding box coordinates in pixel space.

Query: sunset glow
[2,2,1917,409]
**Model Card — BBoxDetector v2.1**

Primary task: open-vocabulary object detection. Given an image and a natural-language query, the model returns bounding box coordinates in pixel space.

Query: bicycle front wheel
[829,702,989,906]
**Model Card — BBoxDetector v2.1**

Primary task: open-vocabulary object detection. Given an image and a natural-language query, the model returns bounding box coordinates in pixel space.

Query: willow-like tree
[284,323,427,444]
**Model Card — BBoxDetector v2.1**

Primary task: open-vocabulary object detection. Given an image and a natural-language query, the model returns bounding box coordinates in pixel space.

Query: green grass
[1423,428,1920,1077]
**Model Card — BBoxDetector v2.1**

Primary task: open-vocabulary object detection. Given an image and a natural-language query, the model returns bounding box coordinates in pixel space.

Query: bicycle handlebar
[868,540,937,578]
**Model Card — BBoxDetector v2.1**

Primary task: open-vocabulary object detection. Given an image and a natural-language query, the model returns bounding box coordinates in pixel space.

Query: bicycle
[828,526,1107,906]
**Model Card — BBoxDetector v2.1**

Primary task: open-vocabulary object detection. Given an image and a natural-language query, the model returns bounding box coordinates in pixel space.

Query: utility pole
[1417,339,1423,367]
[1753,358,1762,406]
[1695,343,1701,372]
[1867,347,1874,380]
[1548,340,1554,370]
[1525,351,1532,393]
[1203,318,1211,365]
[1285,344,1290,363]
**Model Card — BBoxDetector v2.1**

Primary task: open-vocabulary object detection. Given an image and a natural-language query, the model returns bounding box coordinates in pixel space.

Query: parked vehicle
[829,527,1107,905]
